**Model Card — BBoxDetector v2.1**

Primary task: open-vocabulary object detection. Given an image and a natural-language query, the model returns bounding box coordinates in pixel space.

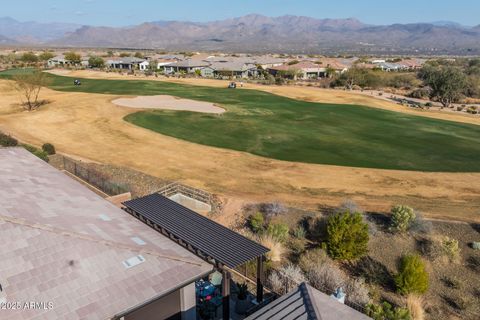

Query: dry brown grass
[1,76,480,223]
[407,295,425,320]
[258,235,285,262]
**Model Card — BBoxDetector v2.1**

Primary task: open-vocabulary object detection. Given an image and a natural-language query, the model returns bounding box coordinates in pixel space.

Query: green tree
[395,254,429,295]
[64,52,81,64]
[38,51,55,61]
[267,223,289,242]
[419,66,467,108]
[248,212,264,233]
[366,302,411,320]
[21,52,38,63]
[88,56,105,68]
[390,205,416,233]
[326,211,369,260]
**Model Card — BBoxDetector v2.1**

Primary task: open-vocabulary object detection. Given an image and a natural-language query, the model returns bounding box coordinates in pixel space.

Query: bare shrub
[258,234,285,262]
[407,295,425,320]
[307,261,346,293]
[409,213,433,235]
[279,263,306,285]
[267,271,284,294]
[345,278,370,307]
[259,201,286,219]
[337,199,363,214]
[268,264,306,295]
[298,249,330,273]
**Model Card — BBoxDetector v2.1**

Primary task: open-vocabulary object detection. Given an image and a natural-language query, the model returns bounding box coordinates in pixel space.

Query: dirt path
[1,78,479,223]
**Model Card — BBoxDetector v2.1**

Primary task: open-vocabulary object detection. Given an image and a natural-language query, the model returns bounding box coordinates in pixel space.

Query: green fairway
[2,69,480,172]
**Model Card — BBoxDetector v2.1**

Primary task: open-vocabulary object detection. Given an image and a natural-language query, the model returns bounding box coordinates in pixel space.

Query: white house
[139,60,150,71]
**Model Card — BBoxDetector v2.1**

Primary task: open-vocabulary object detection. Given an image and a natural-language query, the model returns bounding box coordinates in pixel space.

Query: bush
[258,202,286,219]
[267,222,289,242]
[21,144,49,162]
[409,213,432,235]
[268,264,306,295]
[258,234,285,262]
[395,254,429,295]
[345,278,370,307]
[299,249,330,273]
[390,205,416,233]
[441,237,460,263]
[41,143,56,155]
[0,132,18,147]
[307,261,346,293]
[326,211,369,260]
[292,225,306,239]
[248,212,264,233]
[366,302,411,320]
[287,238,306,254]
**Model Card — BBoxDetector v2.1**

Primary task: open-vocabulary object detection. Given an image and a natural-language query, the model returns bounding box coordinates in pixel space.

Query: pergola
[123,193,270,319]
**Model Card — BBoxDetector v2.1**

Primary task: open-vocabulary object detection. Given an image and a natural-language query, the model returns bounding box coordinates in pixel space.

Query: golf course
[2,69,480,172]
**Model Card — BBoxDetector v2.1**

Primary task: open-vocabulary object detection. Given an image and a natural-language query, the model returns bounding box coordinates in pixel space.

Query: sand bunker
[112,95,225,114]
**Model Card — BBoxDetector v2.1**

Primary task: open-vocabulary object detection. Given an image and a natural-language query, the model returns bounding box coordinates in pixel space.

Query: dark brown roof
[123,193,269,268]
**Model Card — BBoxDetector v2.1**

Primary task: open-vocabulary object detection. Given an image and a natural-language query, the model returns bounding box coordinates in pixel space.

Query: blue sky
[3,0,479,27]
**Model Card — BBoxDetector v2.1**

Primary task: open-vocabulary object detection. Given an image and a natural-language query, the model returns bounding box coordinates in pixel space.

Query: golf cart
[228,82,236,89]
[74,79,81,86]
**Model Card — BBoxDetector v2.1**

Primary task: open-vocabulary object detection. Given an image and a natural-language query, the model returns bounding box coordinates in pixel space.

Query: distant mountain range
[1,15,480,54]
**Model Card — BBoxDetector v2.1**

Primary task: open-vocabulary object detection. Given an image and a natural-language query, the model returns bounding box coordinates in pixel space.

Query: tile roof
[268,61,326,72]
[0,147,212,320]
[246,283,371,320]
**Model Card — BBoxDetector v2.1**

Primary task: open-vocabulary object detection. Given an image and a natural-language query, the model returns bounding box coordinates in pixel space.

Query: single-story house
[246,283,372,320]
[139,60,150,71]
[268,61,328,79]
[163,59,211,74]
[0,147,213,320]
[47,55,89,68]
[252,56,286,69]
[207,62,259,78]
[106,57,146,70]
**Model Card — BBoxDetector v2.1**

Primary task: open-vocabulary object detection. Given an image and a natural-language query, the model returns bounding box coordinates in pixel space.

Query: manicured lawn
[2,69,480,172]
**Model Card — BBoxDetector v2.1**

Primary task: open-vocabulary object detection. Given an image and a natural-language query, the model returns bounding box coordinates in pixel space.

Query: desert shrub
[395,254,429,295]
[21,144,49,162]
[267,271,283,294]
[307,261,346,293]
[345,278,371,307]
[248,212,264,233]
[292,225,306,239]
[287,238,306,255]
[41,143,56,155]
[0,132,18,147]
[366,302,411,320]
[409,213,432,234]
[390,205,416,233]
[337,199,363,213]
[267,222,289,242]
[298,248,330,273]
[258,201,286,219]
[471,241,480,250]
[258,234,285,262]
[326,211,369,260]
[409,87,430,99]
[440,237,461,263]
[406,295,424,320]
[279,263,306,285]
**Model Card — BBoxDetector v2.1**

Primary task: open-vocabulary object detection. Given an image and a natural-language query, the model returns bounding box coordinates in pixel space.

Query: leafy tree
[248,212,264,233]
[395,254,429,295]
[326,211,369,260]
[134,52,144,59]
[21,52,38,63]
[64,51,82,64]
[42,143,56,155]
[13,69,51,111]
[88,56,105,68]
[418,66,467,108]
[39,51,55,61]
[366,302,411,320]
[389,205,416,233]
[267,223,289,242]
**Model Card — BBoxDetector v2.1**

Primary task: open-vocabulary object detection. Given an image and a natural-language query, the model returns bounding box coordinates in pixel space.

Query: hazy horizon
[1,0,478,27]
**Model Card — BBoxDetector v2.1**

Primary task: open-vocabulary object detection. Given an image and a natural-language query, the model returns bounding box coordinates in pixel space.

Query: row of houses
[47,53,352,79]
